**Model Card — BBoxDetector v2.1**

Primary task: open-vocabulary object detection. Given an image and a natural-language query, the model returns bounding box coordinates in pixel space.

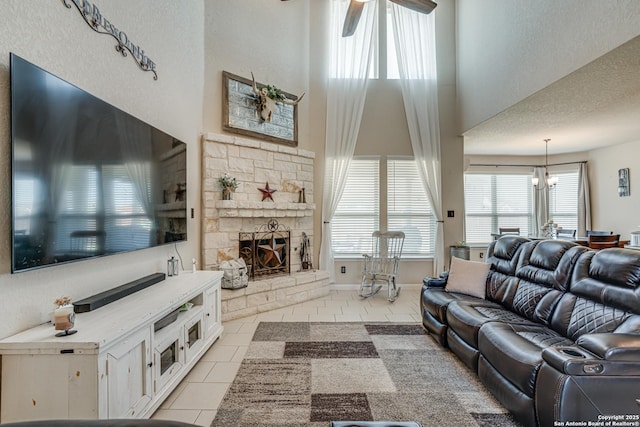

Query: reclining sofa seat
[446,239,588,371]
[421,235,530,346]
[480,247,640,426]
[421,237,640,427]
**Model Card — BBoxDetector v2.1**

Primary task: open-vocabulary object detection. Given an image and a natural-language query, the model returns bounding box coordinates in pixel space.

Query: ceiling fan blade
[342,0,365,37]
[389,0,437,15]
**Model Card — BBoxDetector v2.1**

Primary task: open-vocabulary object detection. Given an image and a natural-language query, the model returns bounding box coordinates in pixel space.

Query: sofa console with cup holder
[421,236,640,426]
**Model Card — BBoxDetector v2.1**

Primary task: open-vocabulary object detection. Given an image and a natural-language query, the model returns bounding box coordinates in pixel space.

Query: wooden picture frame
[222,71,298,147]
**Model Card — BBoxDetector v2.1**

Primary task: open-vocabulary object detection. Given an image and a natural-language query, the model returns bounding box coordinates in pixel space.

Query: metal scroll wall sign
[62,0,158,80]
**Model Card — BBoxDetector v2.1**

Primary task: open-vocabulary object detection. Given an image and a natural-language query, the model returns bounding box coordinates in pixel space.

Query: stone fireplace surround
[201,132,329,321]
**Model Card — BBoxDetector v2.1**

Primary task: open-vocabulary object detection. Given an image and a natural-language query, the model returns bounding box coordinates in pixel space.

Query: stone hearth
[221,270,329,321]
[201,132,329,319]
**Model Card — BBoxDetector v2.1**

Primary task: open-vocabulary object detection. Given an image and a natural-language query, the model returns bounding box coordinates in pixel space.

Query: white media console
[0,270,223,423]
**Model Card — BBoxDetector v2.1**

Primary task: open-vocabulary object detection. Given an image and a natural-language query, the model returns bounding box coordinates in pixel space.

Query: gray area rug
[211,322,521,427]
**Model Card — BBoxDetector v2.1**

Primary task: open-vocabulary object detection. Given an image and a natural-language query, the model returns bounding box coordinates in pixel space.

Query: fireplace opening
[239,219,290,279]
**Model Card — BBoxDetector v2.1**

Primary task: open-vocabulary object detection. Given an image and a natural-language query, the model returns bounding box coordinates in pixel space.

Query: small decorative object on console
[167,256,179,276]
[53,296,77,337]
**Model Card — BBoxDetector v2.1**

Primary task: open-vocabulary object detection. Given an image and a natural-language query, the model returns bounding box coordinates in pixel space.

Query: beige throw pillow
[445,257,491,299]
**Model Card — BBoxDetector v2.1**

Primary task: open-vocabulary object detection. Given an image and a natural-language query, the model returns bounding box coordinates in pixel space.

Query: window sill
[466,243,491,248]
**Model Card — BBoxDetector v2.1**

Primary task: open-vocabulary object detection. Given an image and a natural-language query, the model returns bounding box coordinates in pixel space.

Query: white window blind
[56,164,152,254]
[331,158,380,256]
[102,164,153,251]
[465,173,533,244]
[55,165,99,254]
[549,171,579,230]
[13,176,37,235]
[387,158,435,256]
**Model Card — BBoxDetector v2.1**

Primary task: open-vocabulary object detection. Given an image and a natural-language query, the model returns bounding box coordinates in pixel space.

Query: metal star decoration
[257,236,285,267]
[258,182,277,201]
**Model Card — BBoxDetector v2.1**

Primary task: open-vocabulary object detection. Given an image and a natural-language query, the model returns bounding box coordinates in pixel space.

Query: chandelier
[532,139,558,189]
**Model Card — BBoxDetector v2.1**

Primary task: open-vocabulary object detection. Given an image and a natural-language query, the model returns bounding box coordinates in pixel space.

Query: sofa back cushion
[485,236,530,302]
[551,248,640,340]
[517,240,587,292]
[505,240,587,324]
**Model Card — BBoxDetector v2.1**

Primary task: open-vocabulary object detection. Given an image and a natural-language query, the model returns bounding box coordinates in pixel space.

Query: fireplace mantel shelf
[216,200,315,210]
[215,200,315,217]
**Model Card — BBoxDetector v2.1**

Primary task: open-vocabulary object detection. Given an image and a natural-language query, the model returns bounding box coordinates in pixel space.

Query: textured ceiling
[463,35,640,156]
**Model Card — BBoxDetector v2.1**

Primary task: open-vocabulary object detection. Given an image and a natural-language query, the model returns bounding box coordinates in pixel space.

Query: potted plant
[219,173,238,200]
[450,241,470,261]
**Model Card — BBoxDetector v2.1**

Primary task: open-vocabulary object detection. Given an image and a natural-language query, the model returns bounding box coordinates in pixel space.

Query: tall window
[352,0,400,79]
[388,158,435,256]
[331,156,436,257]
[464,173,533,244]
[331,158,380,256]
[385,0,400,79]
[549,171,579,230]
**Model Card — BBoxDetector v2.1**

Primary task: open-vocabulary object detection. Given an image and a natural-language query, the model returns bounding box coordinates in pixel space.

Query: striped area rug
[211,322,520,427]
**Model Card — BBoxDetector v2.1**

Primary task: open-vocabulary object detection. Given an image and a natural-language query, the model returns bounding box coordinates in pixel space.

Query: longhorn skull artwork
[251,73,305,123]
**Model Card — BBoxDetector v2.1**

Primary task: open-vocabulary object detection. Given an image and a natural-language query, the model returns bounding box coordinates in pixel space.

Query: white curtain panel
[391,4,444,275]
[577,162,592,237]
[320,0,377,282]
[532,166,549,234]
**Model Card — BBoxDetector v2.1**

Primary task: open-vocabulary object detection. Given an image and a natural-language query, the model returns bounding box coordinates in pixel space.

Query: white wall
[0,0,205,338]
[588,140,640,239]
[202,0,311,149]
[457,0,640,133]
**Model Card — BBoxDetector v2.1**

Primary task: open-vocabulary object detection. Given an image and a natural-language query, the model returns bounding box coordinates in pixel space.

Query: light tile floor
[151,285,423,426]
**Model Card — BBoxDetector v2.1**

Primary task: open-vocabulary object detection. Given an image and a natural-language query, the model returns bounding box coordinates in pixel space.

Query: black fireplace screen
[239,219,290,279]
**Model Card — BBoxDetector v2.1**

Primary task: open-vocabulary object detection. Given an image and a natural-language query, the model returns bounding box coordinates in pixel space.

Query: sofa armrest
[423,277,447,288]
[422,272,449,288]
[542,344,640,376]
[577,333,640,361]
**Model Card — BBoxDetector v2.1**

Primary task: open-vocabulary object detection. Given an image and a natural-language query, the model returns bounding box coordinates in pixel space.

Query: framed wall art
[618,167,630,197]
[222,71,302,147]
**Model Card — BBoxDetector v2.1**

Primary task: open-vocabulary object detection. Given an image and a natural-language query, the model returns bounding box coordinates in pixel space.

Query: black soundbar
[73,272,166,313]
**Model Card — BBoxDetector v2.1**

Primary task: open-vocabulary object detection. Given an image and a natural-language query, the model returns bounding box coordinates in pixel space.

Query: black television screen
[11,54,187,273]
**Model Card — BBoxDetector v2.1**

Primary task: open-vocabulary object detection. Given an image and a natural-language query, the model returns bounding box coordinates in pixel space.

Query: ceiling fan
[281,0,437,37]
[342,0,437,37]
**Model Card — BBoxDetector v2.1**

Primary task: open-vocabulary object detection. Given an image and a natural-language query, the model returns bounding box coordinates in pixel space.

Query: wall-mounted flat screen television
[11,53,187,273]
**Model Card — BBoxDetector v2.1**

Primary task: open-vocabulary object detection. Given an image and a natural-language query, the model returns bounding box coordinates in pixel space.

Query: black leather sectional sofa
[421,236,640,426]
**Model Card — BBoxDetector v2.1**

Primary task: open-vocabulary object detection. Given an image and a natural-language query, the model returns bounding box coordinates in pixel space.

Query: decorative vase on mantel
[222,187,233,200]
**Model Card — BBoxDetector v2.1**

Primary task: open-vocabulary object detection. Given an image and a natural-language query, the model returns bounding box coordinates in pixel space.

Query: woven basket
[220,264,250,289]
